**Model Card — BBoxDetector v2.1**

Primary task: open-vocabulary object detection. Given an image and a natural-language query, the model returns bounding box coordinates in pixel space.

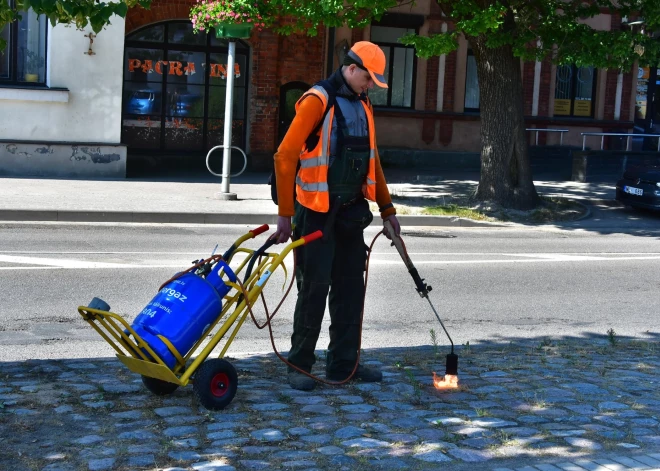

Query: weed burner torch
[384,221,458,380]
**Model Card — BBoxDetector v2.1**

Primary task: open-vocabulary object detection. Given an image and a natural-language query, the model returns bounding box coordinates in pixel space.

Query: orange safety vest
[294,85,377,213]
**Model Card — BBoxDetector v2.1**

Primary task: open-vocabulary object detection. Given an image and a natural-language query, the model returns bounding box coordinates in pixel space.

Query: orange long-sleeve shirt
[273,95,396,219]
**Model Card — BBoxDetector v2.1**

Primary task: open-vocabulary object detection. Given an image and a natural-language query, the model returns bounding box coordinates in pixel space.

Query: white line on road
[369,255,660,264]
[0,254,137,268]
[0,253,659,270]
[0,251,203,255]
[374,252,660,256]
[2,251,660,256]
[0,265,185,270]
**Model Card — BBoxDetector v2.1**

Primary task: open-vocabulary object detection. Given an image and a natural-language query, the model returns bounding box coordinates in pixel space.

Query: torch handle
[384,220,414,271]
[384,219,430,297]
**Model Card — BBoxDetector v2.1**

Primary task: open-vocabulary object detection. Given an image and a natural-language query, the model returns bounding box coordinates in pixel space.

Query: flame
[433,372,459,389]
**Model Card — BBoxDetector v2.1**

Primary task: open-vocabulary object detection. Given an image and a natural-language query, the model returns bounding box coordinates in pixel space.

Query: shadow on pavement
[383,170,660,237]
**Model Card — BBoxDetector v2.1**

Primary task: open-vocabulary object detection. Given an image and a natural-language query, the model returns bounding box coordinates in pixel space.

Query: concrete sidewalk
[0,170,617,226]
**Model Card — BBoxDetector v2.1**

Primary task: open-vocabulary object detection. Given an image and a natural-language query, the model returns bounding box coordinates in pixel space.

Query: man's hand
[272,216,293,244]
[382,215,401,240]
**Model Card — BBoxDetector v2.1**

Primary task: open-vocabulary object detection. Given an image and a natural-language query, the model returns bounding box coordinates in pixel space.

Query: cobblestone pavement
[2,338,660,471]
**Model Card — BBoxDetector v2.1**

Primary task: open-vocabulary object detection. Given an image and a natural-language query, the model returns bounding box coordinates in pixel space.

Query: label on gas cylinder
[159,286,187,302]
[142,301,172,317]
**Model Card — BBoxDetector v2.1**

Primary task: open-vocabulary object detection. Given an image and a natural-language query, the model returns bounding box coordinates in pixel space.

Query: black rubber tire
[193,359,238,411]
[141,375,179,396]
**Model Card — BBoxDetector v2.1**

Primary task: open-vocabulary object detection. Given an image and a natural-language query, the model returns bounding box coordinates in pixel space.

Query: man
[272,41,401,391]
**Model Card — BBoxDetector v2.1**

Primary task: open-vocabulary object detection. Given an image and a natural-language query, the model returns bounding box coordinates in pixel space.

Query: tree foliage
[0,0,151,50]
[270,0,409,36]
[399,0,660,71]
[261,0,660,70]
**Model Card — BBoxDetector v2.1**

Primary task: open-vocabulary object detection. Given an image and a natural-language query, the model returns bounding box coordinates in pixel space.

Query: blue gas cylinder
[131,260,236,369]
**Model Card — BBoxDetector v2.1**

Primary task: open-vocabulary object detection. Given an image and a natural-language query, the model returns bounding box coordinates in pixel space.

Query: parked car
[615,165,660,210]
[126,90,161,115]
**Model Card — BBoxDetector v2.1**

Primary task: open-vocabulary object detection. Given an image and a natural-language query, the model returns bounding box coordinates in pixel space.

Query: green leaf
[47,12,59,27]
[90,14,105,32]
[39,0,57,12]
[115,2,128,18]
[400,32,459,58]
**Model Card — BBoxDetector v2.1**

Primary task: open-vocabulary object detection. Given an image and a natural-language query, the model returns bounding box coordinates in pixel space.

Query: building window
[122,21,250,154]
[369,25,416,108]
[464,49,479,111]
[0,5,48,85]
[554,65,596,117]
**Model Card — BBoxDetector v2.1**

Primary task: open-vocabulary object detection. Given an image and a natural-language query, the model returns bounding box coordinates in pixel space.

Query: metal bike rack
[206,145,248,179]
[525,128,569,146]
[581,132,660,152]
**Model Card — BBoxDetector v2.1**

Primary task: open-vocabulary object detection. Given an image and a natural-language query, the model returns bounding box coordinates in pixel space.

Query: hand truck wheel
[141,375,179,396]
[193,359,238,411]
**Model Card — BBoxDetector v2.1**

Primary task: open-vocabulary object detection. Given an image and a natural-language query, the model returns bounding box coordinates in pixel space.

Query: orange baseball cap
[347,41,388,88]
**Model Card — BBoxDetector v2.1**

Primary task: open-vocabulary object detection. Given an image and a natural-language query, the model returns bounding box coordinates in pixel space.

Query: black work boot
[327,364,382,383]
[288,371,316,391]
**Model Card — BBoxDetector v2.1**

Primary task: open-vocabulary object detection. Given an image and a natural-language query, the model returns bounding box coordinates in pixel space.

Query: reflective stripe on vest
[295,178,329,192]
[360,102,377,201]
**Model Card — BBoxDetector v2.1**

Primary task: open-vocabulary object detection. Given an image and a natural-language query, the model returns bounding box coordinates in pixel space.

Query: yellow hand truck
[78,225,322,410]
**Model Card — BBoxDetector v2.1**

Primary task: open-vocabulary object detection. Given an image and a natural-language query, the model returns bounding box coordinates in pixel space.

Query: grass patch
[392,190,587,224]
[528,197,585,222]
[423,204,490,220]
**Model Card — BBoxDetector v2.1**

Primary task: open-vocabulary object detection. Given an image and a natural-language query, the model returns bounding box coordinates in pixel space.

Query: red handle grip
[249,224,269,237]
[301,230,323,244]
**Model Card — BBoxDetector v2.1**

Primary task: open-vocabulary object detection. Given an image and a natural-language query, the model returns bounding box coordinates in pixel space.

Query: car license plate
[624,186,643,196]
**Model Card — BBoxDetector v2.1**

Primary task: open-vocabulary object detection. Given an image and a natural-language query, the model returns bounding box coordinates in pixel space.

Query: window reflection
[1,5,47,85]
[122,22,249,153]
[369,25,416,108]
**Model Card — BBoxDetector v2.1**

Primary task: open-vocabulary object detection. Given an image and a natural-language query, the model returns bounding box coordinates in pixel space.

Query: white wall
[0,18,126,144]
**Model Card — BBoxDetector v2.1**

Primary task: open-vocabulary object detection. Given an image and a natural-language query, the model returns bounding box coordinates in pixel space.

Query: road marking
[0,265,185,270]
[373,252,660,256]
[3,251,660,256]
[369,255,660,264]
[0,251,204,255]
[0,253,658,270]
[0,254,136,268]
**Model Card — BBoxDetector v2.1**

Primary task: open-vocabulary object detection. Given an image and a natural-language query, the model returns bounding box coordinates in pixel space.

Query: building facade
[1,12,127,177]
[0,0,648,178]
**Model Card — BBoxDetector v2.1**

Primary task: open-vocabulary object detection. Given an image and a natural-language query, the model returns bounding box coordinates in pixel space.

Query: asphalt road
[1,221,659,363]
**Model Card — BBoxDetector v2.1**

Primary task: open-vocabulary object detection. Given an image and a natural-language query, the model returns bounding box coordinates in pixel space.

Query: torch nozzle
[445,352,459,376]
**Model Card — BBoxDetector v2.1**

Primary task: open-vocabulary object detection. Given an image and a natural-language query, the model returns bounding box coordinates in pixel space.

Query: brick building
[0,0,648,177]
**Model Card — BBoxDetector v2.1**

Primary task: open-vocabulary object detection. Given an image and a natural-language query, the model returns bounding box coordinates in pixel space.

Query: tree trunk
[471,37,540,210]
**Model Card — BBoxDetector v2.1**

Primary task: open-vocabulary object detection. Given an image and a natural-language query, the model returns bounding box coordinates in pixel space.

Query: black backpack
[269,80,336,205]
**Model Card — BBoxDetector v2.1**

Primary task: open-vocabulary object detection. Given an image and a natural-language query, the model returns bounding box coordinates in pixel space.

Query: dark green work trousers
[288,201,368,376]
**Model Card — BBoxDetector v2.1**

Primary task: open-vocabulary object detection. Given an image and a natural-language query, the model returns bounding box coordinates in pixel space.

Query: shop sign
[554,98,571,115]
[635,67,650,120]
[127,59,240,79]
[573,99,591,117]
